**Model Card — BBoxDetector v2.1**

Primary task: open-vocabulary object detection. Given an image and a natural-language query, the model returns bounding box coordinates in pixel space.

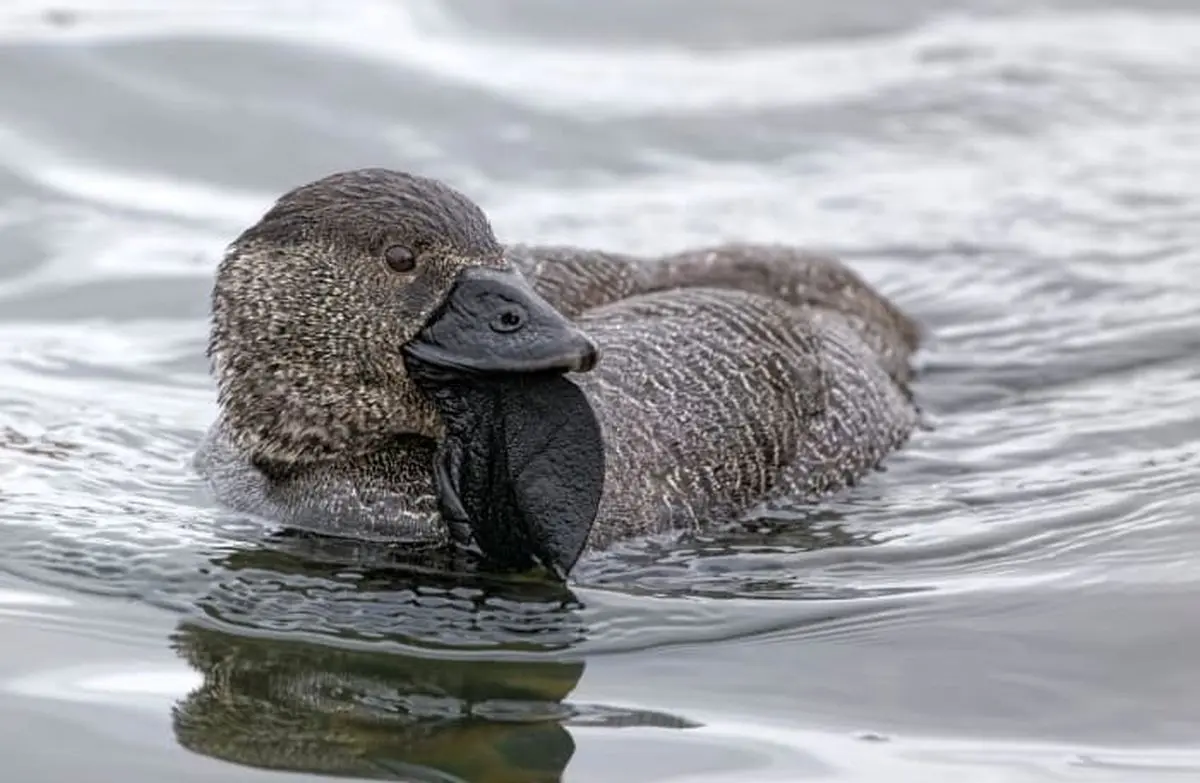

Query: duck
[195,168,921,579]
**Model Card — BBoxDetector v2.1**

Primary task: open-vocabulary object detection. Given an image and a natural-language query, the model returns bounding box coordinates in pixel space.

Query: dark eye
[384,245,417,273]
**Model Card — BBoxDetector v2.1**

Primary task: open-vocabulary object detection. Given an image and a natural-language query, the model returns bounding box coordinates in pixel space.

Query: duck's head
[209,168,598,465]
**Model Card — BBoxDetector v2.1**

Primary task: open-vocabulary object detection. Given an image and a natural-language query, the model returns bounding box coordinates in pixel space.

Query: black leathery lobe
[408,365,605,580]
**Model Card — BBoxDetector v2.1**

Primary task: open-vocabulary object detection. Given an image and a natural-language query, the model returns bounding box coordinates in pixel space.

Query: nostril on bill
[490,306,526,333]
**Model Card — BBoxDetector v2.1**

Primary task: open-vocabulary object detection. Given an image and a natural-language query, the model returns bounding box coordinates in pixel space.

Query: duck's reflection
[170,537,694,782]
[171,621,581,782]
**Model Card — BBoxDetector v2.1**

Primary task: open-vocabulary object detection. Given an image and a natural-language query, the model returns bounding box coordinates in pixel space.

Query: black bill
[403,266,599,376]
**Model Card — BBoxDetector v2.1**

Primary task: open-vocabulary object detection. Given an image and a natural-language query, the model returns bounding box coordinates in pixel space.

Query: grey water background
[0,0,1198,780]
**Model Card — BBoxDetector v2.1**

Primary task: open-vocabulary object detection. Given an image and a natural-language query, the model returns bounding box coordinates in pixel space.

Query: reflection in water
[170,542,697,782]
[171,622,580,782]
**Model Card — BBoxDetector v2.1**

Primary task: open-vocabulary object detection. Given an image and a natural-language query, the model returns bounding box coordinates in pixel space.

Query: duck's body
[195,169,921,576]
[569,285,916,552]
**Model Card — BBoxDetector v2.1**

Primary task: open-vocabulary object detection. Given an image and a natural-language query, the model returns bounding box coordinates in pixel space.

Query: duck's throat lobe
[413,371,604,580]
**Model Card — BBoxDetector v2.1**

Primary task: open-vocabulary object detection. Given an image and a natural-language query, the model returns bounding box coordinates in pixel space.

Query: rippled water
[1,1,1199,781]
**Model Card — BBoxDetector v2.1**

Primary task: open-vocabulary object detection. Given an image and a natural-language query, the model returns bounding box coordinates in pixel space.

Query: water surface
[1,1,1199,781]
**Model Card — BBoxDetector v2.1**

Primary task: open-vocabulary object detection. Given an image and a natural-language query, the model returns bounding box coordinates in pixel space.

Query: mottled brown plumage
[209,169,505,466]
[196,168,921,558]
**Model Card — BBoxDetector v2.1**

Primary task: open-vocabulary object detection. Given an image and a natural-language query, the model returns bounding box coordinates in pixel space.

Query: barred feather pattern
[570,286,916,551]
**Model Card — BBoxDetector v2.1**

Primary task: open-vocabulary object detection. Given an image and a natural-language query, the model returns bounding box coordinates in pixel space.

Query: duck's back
[571,286,917,550]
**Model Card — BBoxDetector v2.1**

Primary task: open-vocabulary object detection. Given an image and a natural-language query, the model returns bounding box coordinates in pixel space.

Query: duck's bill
[404,266,599,377]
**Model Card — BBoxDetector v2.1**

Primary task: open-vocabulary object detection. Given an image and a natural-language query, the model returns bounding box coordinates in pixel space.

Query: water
[1,1,1198,780]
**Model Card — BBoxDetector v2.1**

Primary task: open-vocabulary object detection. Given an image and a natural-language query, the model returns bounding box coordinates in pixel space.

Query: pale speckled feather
[196,169,921,554]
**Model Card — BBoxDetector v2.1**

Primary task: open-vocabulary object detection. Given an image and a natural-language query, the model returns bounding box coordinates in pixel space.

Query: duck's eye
[384,245,417,273]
